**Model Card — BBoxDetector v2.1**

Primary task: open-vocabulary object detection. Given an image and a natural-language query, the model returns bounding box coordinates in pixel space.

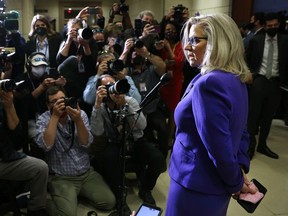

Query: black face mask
[247,23,255,31]
[96,41,106,51]
[266,28,278,37]
[35,27,47,36]
[165,32,177,42]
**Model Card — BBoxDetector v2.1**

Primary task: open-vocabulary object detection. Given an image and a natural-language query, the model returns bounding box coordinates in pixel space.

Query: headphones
[25,52,47,71]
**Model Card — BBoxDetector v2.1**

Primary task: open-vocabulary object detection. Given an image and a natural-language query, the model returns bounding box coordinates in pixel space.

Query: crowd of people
[0,1,288,216]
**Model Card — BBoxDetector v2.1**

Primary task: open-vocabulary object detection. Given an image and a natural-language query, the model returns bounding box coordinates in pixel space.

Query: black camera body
[0,79,16,92]
[173,4,185,23]
[64,97,78,109]
[107,59,124,75]
[119,0,129,13]
[134,38,144,49]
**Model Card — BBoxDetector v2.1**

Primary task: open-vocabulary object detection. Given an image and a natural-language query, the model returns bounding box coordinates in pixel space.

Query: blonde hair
[182,13,251,83]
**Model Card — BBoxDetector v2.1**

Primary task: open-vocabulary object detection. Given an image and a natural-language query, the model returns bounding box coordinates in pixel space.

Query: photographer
[108,1,133,31]
[26,14,62,77]
[83,51,141,105]
[0,86,49,216]
[120,37,169,159]
[90,74,165,215]
[34,85,115,216]
[14,52,66,148]
[161,4,190,28]
[57,18,98,116]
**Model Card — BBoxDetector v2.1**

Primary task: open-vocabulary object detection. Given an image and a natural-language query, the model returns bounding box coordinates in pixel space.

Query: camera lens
[107,59,124,75]
[0,79,17,92]
[134,39,144,48]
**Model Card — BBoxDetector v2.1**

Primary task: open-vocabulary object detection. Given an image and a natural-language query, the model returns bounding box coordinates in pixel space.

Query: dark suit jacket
[246,32,288,85]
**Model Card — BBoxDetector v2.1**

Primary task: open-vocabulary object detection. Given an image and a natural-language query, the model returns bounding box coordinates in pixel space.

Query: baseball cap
[29,52,48,67]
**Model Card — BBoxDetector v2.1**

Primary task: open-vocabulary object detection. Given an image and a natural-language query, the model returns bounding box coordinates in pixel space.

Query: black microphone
[139,72,171,108]
[57,56,79,78]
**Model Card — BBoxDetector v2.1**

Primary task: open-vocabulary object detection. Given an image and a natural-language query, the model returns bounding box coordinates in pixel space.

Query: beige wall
[6,0,232,40]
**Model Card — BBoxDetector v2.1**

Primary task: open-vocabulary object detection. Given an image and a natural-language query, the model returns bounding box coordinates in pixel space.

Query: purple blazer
[169,70,250,195]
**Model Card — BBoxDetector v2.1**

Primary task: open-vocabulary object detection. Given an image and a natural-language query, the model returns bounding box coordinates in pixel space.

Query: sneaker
[138,189,156,205]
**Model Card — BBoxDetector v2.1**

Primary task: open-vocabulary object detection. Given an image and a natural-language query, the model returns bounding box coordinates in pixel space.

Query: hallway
[78,119,288,216]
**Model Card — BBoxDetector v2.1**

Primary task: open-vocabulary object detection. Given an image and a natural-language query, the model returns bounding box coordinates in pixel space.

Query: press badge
[139,82,147,92]
[78,61,85,73]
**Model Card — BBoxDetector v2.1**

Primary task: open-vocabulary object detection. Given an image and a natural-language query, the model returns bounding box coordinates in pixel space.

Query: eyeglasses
[187,36,208,46]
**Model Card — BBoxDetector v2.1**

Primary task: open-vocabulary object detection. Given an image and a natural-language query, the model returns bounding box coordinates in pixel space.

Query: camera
[88,7,100,15]
[107,59,124,75]
[64,97,78,109]
[0,79,16,92]
[119,0,129,13]
[78,28,93,40]
[103,79,130,102]
[134,38,144,49]
[173,4,185,23]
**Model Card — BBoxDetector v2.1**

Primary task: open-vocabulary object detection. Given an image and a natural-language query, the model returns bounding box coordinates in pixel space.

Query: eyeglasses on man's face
[187,36,208,46]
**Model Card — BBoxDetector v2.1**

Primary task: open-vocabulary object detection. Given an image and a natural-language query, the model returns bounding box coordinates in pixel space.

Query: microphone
[139,72,171,108]
[57,56,79,78]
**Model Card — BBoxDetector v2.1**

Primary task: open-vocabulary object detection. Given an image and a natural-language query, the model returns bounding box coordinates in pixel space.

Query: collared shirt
[90,96,147,142]
[83,74,142,105]
[259,34,279,78]
[34,110,93,176]
[36,37,50,73]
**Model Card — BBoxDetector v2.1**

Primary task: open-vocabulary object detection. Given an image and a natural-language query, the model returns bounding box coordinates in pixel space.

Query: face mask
[31,66,46,78]
[266,28,278,37]
[165,32,177,42]
[96,41,106,51]
[35,27,47,36]
[247,23,255,31]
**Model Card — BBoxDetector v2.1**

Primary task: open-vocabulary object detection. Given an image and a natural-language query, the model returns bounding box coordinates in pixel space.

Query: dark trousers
[144,109,169,159]
[102,139,165,200]
[247,75,281,149]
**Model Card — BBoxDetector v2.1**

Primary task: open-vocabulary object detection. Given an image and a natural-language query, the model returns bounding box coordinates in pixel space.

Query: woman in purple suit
[165,14,257,216]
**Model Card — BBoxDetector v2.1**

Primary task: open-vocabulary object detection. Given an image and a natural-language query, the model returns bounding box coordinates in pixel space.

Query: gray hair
[182,13,250,83]
[137,10,155,20]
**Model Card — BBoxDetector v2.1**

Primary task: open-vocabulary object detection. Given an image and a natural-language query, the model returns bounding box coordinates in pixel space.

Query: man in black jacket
[0,88,49,216]
[246,12,288,159]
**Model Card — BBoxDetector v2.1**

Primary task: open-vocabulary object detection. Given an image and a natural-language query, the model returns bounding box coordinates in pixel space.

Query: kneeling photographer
[83,51,141,106]
[34,85,115,216]
[90,74,165,216]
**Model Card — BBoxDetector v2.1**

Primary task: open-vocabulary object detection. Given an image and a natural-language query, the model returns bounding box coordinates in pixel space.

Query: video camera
[0,10,19,32]
[107,59,124,75]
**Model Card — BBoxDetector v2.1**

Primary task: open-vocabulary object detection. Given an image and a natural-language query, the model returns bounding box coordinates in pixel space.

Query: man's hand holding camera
[95,85,108,108]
